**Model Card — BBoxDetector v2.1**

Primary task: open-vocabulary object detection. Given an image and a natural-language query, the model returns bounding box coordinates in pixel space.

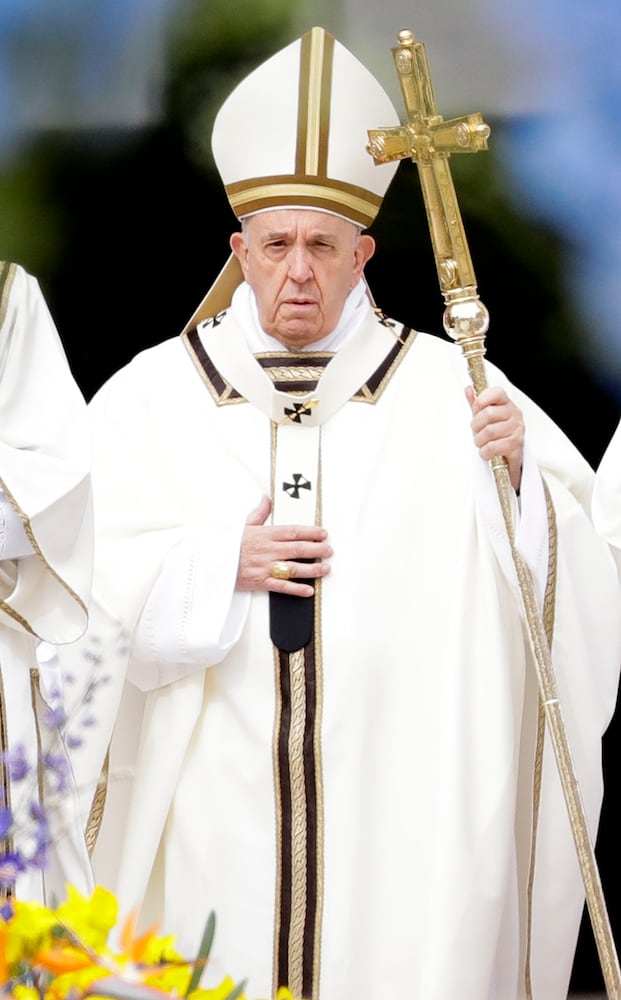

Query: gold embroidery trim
[0,477,88,636]
[183,323,418,409]
[0,261,16,328]
[85,750,109,856]
[287,648,309,998]
[523,477,557,999]
[311,478,325,1000]
[0,662,13,902]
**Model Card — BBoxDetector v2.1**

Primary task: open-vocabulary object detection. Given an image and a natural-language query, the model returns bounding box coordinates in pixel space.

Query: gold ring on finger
[272,561,291,581]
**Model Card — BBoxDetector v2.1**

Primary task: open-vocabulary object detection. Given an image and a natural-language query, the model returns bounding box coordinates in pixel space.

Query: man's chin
[272,324,322,350]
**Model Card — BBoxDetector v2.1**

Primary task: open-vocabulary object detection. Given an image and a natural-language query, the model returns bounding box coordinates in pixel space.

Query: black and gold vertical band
[273,638,322,1000]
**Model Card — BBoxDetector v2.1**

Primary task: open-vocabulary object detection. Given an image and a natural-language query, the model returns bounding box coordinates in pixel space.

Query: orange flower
[119,907,162,963]
[32,944,98,975]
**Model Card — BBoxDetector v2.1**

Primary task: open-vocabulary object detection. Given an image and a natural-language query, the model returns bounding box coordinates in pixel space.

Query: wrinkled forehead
[242,207,361,241]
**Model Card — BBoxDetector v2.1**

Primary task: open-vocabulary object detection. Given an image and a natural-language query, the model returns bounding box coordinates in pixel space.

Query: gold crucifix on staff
[367,27,621,999]
[367,28,490,301]
[367,28,494,408]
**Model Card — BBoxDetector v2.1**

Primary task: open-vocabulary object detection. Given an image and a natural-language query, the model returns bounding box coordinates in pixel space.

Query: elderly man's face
[230,209,375,349]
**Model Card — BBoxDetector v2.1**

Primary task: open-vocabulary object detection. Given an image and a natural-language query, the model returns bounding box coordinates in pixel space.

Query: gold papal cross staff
[367,28,621,998]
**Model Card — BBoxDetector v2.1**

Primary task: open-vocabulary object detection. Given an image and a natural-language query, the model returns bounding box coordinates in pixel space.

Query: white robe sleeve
[128,529,251,691]
[592,417,621,565]
[0,489,35,559]
[473,440,550,610]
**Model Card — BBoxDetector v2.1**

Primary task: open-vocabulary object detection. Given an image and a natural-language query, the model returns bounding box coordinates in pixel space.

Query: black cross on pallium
[283,473,312,499]
[284,401,315,423]
[208,310,227,328]
[373,307,396,329]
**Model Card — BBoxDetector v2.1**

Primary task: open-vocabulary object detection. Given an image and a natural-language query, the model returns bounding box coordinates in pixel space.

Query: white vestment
[0,261,94,902]
[78,286,621,1000]
[593,417,621,554]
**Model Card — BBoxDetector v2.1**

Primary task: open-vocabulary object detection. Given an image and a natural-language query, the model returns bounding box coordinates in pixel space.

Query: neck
[231,280,373,354]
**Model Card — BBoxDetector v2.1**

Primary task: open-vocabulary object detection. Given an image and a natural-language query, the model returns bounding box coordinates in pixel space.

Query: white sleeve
[128,527,251,692]
[593,418,621,548]
[474,442,550,611]
[0,489,35,560]
[513,446,550,607]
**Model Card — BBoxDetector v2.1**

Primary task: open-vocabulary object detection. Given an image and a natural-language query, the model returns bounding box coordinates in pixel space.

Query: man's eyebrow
[260,230,338,241]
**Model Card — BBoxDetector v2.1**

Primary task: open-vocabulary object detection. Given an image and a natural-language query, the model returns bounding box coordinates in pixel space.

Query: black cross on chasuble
[183,313,414,1000]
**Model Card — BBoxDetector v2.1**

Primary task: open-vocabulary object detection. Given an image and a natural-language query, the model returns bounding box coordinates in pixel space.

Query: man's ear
[230,232,248,275]
[353,233,375,284]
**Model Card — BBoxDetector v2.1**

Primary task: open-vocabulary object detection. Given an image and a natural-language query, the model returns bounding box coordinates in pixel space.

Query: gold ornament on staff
[367,27,621,998]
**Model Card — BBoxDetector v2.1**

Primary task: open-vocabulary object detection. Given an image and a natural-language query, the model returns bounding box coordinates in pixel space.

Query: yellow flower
[10,987,40,1000]
[189,976,248,999]
[42,966,112,1000]
[3,899,58,964]
[140,959,192,995]
[0,883,295,1000]
[54,884,118,951]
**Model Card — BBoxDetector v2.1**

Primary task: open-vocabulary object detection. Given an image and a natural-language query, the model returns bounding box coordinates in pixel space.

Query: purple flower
[0,852,25,888]
[42,752,71,794]
[29,802,48,825]
[0,807,13,840]
[24,803,51,869]
[42,705,68,730]
[83,650,103,665]
[28,840,49,871]
[1,744,31,782]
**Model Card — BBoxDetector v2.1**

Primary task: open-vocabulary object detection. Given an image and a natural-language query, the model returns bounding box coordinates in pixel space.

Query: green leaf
[184,909,216,996]
[223,979,248,1000]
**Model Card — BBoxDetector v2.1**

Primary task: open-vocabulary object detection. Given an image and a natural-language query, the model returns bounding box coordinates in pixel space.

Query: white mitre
[182,26,401,331]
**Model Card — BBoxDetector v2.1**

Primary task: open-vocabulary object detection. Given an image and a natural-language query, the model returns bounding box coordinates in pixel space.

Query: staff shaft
[367,27,621,997]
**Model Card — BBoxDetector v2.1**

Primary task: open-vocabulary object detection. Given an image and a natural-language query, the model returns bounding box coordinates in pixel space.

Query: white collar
[230,279,372,354]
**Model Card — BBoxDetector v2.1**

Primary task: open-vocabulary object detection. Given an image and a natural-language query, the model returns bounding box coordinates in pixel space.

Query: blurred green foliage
[164,0,297,171]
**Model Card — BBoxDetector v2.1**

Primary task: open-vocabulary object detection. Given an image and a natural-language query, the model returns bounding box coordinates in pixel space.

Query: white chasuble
[81,304,621,1000]
[180,307,412,998]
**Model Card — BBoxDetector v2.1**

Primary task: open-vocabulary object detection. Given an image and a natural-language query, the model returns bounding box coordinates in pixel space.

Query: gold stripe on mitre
[226,177,382,229]
[297,26,333,177]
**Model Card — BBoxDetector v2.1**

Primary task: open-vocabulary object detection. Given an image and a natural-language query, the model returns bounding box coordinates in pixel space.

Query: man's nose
[287,245,313,282]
